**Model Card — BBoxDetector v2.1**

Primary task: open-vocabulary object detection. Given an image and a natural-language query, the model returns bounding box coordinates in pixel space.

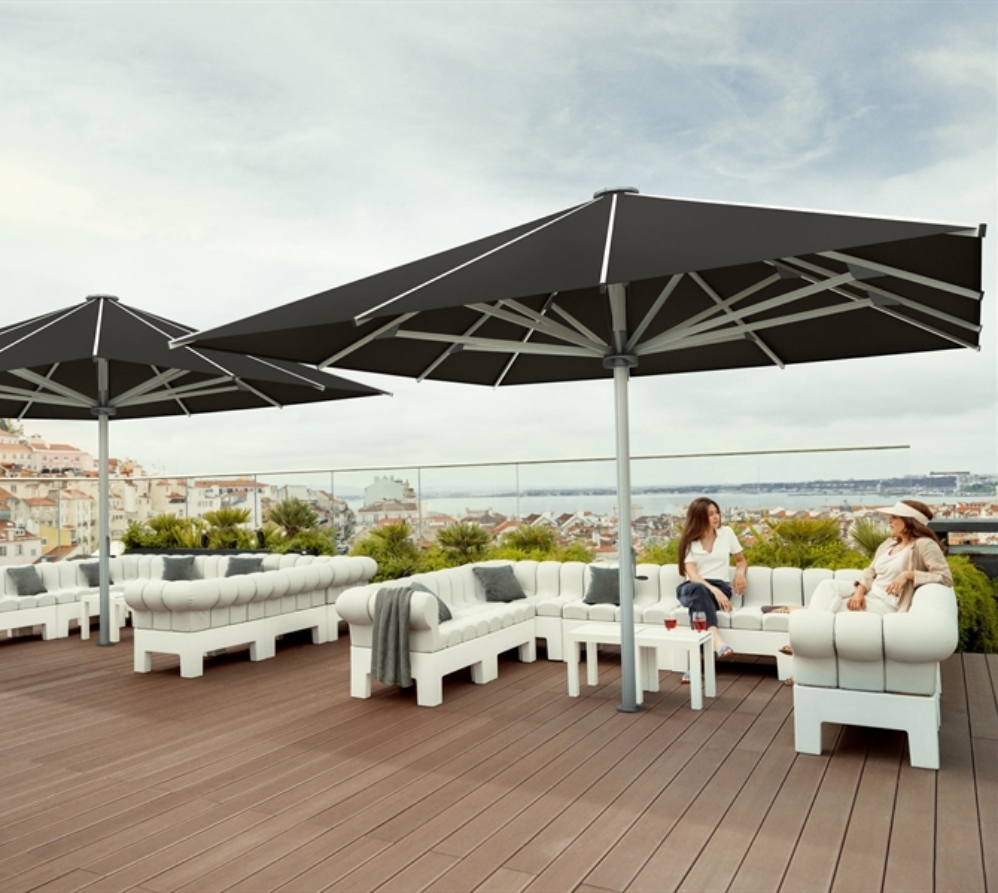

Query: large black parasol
[0,294,385,645]
[176,188,986,710]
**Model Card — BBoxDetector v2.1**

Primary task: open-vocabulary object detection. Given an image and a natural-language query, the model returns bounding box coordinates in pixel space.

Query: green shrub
[947,556,998,653]
[639,540,679,565]
[351,521,427,582]
[744,518,868,570]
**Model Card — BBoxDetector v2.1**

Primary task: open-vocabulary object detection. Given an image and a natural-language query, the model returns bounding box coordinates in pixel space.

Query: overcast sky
[1,1,995,488]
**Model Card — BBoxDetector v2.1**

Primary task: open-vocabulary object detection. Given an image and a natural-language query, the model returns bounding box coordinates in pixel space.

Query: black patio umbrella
[176,188,986,710]
[0,294,385,645]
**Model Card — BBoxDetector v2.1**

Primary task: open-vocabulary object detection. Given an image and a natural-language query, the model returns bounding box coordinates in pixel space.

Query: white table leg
[703,640,716,700]
[689,649,703,710]
[567,642,581,697]
[80,600,91,639]
[585,642,598,686]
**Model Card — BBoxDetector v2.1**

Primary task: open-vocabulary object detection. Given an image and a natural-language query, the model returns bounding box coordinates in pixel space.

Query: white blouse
[684,526,743,582]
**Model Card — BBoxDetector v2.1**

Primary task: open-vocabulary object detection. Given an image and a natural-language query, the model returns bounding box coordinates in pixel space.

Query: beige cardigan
[858,536,953,612]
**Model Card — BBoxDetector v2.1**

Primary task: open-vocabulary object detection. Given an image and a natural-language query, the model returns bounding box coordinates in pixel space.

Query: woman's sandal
[779,645,793,656]
[784,677,795,686]
[761,605,792,614]
[716,645,735,661]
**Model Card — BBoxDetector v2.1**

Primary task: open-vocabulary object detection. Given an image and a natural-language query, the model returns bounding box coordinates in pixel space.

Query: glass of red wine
[692,611,707,632]
[664,617,677,631]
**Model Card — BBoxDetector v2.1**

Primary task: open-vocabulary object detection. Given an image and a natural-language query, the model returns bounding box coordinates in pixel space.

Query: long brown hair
[897,499,943,546]
[677,497,720,573]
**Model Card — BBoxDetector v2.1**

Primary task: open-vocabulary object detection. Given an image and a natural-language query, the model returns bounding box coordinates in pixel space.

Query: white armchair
[789,583,959,769]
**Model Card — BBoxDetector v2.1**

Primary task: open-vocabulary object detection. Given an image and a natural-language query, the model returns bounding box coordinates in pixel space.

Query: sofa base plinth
[133,607,328,679]
[1,605,60,641]
[793,683,941,769]
[350,622,537,707]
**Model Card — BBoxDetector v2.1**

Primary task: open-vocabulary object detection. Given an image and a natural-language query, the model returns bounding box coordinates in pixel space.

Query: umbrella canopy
[0,294,385,644]
[177,188,986,709]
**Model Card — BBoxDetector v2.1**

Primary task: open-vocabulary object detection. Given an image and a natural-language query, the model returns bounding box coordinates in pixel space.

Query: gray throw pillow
[162,555,196,582]
[584,565,620,605]
[409,580,452,623]
[79,562,112,588]
[6,565,47,597]
[225,556,264,577]
[473,565,526,603]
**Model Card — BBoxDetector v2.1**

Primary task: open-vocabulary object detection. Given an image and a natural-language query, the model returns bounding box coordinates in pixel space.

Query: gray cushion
[79,562,112,588]
[162,555,196,582]
[409,580,452,623]
[473,565,526,603]
[584,566,620,605]
[225,556,264,577]
[6,565,47,597]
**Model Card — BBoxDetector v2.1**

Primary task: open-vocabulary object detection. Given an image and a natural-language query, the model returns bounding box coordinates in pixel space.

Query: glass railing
[7,443,964,561]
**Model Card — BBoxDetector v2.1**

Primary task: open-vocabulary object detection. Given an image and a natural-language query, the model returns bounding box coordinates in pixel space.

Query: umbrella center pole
[93,368,115,647]
[604,349,641,714]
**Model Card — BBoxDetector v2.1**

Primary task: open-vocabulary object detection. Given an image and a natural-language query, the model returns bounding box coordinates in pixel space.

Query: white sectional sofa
[789,582,959,769]
[123,553,376,677]
[337,559,868,706]
[1,553,376,679]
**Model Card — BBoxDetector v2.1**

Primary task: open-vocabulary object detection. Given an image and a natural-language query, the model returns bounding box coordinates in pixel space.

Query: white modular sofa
[337,560,866,706]
[1,560,119,641]
[789,582,959,769]
[123,553,376,678]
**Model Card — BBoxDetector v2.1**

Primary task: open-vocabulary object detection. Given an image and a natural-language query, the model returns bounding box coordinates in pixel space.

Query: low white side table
[635,626,716,710]
[565,622,659,706]
[79,593,129,643]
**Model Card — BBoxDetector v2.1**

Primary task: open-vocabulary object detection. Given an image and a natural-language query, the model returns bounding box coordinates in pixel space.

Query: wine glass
[664,617,677,631]
[693,611,707,632]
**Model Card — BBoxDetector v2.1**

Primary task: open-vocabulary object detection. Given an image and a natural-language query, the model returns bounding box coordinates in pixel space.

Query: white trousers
[808,579,898,615]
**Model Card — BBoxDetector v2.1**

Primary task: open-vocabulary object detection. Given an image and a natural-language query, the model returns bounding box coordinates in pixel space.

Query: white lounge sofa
[123,553,376,678]
[788,582,959,769]
[337,559,865,706]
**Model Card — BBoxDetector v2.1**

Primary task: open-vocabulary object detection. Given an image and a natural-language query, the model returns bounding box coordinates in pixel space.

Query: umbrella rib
[639,271,858,353]
[819,250,983,300]
[625,275,683,352]
[236,379,282,409]
[112,368,192,406]
[0,384,88,409]
[353,199,600,324]
[640,302,869,354]
[468,301,605,350]
[778,257,982,334]
[395,330,600,358]
[545,301,608,346]
[416,313,492,383]
[10,367,96,406]
[319,312,420,369]
[689,272,785,368]
[123,382,244,406]
[491,295,557,388]
[634,272,781,348]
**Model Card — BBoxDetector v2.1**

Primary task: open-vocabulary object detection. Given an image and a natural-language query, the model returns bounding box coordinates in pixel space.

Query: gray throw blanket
[371,586,413,688]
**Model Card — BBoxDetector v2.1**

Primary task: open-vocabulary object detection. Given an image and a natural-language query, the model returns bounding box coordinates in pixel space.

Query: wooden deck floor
[1,628,995,893]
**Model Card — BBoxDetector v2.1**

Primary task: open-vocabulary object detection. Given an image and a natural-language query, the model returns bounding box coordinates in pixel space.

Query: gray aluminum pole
[96,358,113,646]
[607,282,639,713]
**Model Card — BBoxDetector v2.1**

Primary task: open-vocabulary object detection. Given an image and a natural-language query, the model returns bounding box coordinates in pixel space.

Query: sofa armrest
[336,584,435,631]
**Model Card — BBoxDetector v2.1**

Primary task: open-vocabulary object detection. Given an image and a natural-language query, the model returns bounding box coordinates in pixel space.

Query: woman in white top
[676,497,748,662]
[807,499,952,615]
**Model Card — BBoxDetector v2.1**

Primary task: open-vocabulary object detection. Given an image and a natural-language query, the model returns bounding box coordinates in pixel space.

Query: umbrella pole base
[616,703,644,714]
[97,640,116,648]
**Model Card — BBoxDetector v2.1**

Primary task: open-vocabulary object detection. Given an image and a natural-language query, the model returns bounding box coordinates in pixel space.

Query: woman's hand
[732,569,746,596]
[710,586,733,612]
[847,586,867,611]
[885,571,914,597]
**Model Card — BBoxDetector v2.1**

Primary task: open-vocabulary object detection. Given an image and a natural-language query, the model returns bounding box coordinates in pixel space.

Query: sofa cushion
[409,580,452,622]
[6,566,47,596]
[225,556,264,577]
[584,566,620,605]
[473,565,526,603]
[162,555,196,582]
[79,562,113,588]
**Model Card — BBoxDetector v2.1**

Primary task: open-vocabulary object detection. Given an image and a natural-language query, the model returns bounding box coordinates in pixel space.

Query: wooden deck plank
[936,655,988,892]
[0,627,991,893]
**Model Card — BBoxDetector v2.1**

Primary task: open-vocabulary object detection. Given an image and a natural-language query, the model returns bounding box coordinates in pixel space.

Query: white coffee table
[79,592,129,642]
[565,622,660,706]
[635,626,716,710]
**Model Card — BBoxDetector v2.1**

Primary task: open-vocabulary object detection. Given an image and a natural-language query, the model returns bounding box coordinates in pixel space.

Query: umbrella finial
[86,294,120,303]
[593,187,639,199]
